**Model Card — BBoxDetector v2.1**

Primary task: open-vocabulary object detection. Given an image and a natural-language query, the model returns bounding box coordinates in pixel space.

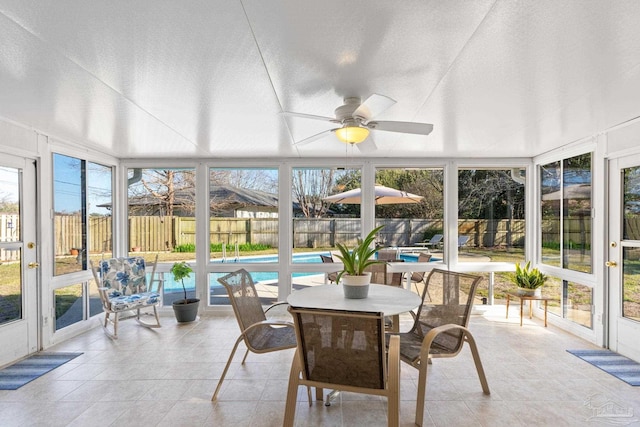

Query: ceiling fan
[281,94,434,146]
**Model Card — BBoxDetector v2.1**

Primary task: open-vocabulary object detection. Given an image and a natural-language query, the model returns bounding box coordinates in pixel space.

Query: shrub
[174,243,195,252]
[173,243,272,253]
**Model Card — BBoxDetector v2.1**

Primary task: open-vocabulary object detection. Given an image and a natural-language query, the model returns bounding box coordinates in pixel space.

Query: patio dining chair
[89,255,163,339]
[393,268,489,426]
[407,252,433,295]
[364,262,405,331]
[365,261,404,287]
[284,307,400,427]
[377,248,399,261]
[320,254,339,283]
[212,269,299,401]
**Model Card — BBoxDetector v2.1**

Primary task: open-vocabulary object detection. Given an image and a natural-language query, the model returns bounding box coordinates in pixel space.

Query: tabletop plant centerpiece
[510,261,547,297]
[335,225,384,299]
[170,261,200,322]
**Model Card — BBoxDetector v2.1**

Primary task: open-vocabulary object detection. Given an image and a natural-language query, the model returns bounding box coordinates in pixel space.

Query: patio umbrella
[323,185,423,205]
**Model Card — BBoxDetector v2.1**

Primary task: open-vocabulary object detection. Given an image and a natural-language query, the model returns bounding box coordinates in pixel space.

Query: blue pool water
[211,253,323,264]
[164,251,436,291]
[165,252,328,291]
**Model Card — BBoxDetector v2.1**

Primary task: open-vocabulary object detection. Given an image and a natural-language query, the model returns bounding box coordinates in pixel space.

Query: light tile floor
[1,306,640,426]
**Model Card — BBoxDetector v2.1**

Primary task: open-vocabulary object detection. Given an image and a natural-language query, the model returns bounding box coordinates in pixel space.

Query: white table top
[286,284,422,316]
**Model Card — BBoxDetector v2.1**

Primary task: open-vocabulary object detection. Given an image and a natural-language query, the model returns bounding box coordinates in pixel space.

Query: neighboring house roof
[210,185,278,208]
[100,185,335,216]
[99,185,278,209]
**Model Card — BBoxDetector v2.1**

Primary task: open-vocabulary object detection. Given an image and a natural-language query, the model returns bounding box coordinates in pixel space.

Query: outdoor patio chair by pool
[89,255,163,339]
[458,235,470,249]
[422,234,443,250]
[320,254,339,284]
[394,268,489,426]
[212,268,299,401]
[284,307,400,427]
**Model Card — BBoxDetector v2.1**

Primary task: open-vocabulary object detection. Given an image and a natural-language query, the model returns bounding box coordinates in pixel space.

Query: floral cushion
[97,257,160,311]
[108,292,160,312]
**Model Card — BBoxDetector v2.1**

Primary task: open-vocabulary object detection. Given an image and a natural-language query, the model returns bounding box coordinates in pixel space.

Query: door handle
[605,261,617,268]
[28,262,39,269]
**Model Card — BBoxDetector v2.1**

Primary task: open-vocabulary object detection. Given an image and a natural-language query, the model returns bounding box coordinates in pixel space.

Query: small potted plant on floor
[510,261,547,297]
[170,261,200,322]
[335,225,384,299]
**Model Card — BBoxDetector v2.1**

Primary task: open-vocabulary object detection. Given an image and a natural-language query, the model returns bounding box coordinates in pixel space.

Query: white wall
[0,117,38,156]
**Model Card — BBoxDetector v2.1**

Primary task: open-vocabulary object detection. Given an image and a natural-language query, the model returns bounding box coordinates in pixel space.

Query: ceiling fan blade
[293,129,336,146]
[280,111,337,123]
[356,136,377,154]
[366,121,434,135]
[353,94,396,122]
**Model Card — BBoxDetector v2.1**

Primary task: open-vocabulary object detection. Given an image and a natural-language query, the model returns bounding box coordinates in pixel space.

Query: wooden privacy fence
[24,213,640,257]
[541,217,597,248]
[47,215,544,254]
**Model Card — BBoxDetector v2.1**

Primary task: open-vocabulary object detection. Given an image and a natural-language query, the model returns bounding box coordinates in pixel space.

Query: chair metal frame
[395,268,489,426]
[284,307,400,427]
[89,254,163,339]
[212,268,298,401]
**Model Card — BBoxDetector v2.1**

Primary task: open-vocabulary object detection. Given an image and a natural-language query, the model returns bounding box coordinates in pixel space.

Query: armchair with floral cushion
[90,255,163,339]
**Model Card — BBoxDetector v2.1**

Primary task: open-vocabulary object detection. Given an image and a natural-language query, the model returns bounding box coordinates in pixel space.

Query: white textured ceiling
[0,0,639,159]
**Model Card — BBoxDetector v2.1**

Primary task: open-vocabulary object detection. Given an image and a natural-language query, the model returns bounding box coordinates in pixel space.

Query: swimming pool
[211,253,323,264]
[164,251,436,291]
[165,252,329,291]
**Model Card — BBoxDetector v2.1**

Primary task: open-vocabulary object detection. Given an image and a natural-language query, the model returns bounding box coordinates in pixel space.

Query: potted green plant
[170,261,200,322]
[509,261,547,297]
[334,225,384,299]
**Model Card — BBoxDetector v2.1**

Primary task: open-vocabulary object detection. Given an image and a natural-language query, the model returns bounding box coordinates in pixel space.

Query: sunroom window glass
[566,281,593,329]
[209,168,278,263]
[622,247,640,322]
[562,154,592,273]
[87,162,113,259]
[373,168,444,257]
[623,166,640,241]
[127,168,195,306]
[543,275,562,318]
[53,154,85,275]
[292,168,360,262]
[55,283,83,330]
[209,271,278,306]
[457,168,526,264]
[540,161,561,267]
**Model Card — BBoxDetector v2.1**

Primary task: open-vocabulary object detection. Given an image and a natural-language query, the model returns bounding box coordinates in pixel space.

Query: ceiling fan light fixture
[334,126,369,144]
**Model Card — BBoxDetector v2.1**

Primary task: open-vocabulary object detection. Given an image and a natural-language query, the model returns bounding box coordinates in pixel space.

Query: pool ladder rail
[221,242,240,263]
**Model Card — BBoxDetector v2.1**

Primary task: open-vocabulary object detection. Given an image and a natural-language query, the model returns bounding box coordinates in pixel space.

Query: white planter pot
[341,272,371,299]
[516,287,542,297]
